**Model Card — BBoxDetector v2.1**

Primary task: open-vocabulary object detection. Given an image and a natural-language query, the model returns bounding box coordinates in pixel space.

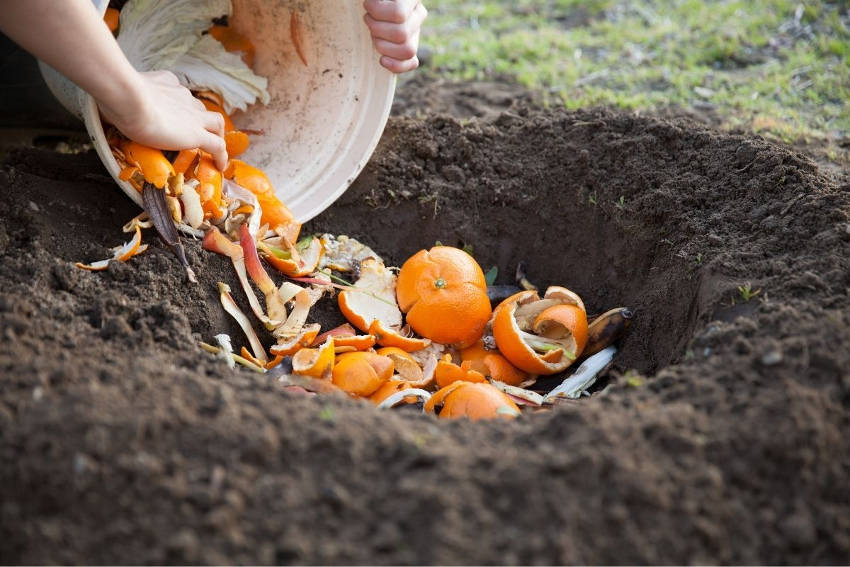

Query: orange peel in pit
[291,338,335,379]
[459,339,491,374]
[482,353,530,387]
[425,382,520,421]
[270,323,320,357]
[332,351,394,397]
[434,354,486,389]
[396,246,491,348]
[334,334,377,351]
[492,286,587,375]
[311,323,356,346]
[76,224,146,271]
[258,236,323,277]
[338,257,402,332]
[368,319,430,352]
[369,378,415,405]
[375,347,432,388]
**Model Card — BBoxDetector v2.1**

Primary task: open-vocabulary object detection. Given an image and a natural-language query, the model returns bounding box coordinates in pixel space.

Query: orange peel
[434,354,486,389]
[368,320,431,352]
[120,141,175,190]
[270,323,320,356]
[224,160,300,244]
[376,347,433,388]
[338,258,403,333]
[76,224,145,271]
[425,381,520,420]
[258,236,323,277]
[208,24,256,67]
[291,338,335,379]
[492,286,587,375]
[332,351,394,397]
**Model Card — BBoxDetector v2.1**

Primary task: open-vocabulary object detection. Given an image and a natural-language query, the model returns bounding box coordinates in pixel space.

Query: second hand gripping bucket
[39,0,396,223]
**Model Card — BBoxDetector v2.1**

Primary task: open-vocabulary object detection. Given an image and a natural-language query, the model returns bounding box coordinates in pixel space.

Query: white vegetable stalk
[544,346,616,401]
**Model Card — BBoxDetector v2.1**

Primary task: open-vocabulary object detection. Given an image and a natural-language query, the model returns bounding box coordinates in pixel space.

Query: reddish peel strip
[240,224,288,324]
[203,227,277,328]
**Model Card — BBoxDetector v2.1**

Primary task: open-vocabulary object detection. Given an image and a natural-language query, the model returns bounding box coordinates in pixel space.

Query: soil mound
[1,104,849,564]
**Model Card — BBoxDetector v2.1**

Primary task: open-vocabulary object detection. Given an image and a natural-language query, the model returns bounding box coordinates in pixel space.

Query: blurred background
[410,0,849,165]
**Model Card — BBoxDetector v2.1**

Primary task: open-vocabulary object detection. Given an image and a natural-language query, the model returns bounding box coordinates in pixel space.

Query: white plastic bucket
[39,0,396,223]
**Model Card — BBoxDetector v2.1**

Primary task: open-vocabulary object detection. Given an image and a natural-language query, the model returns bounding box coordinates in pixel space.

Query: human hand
[363,0,427,73]
[97,70,228,170]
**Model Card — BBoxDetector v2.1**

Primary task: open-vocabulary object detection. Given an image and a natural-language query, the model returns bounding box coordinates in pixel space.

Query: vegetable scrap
[85,1,635,421]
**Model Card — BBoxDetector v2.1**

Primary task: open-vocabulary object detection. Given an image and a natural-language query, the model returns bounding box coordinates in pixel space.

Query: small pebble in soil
[760,350,783,366]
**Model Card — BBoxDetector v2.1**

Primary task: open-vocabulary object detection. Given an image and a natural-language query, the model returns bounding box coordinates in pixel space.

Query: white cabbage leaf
[117,0,269,113]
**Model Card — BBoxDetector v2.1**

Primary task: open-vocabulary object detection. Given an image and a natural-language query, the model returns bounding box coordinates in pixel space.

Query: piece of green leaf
[484,265,498,286]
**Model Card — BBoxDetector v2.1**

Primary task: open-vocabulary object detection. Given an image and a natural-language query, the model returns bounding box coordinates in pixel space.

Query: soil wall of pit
[1,105,849,564]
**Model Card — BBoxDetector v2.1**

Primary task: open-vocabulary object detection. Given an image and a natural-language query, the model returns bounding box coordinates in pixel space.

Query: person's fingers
[199,131,228,171]
[365,3,426,43]
[192,97,208,112]
[363,14,411,43]
[372,37,418,61]
[362,0,419,24]
[203,110,226,138]
[380,54,419,73]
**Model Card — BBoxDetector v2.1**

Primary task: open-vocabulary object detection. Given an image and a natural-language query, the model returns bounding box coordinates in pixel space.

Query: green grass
[420,0,850,158]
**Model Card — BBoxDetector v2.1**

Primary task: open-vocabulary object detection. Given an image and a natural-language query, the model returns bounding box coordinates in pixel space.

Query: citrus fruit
[396,246,491,348]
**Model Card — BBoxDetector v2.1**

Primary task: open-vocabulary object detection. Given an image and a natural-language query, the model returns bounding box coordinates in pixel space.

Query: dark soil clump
[1,100,849,564]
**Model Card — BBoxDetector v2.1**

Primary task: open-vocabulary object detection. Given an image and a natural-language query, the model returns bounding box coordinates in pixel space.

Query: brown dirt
[1,81,850,565]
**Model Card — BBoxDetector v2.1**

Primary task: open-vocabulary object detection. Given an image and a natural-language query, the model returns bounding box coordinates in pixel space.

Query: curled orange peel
[376,347,432,388]
[292,338,335,379]
[332,351,394,397]
[434,354,486,389]
[368,320,431,352]
[76,224,145,271]
[425,382,521,421]
[492,286,586,375]
[120,140,174,189]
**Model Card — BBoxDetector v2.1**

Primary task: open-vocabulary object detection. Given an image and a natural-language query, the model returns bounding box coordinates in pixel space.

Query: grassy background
[419,0,849,162]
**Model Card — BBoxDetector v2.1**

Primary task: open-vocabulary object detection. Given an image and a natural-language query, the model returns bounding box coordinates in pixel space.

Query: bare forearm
[0,0,143,113]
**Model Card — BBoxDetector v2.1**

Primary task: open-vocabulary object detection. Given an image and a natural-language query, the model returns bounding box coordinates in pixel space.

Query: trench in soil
[305,121,703,382]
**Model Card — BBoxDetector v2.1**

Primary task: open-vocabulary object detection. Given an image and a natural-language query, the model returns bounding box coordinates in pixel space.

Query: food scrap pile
[78,0,633,420]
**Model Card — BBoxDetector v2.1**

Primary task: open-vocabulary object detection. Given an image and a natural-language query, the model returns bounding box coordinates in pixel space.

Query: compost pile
[1,95,850,563]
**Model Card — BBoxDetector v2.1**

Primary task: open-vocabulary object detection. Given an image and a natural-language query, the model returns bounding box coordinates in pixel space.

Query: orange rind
[76,224,145,271]
[291,338,335,379]
[338,257,403,332]
[368,319,430,352]
[434,354,486,389]
[224,160,300,243]
[425,381,520,420]
[376,347,432,388]
[482,353,531,387]
[270,323,321,356]
[208,24,256,67]
[120,141,175,190]
[332,351,394,397]
[492,286,587,375]
[258,236,323,277]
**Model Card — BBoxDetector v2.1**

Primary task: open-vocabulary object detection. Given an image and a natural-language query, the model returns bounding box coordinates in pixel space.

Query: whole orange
[396,246,492,348]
